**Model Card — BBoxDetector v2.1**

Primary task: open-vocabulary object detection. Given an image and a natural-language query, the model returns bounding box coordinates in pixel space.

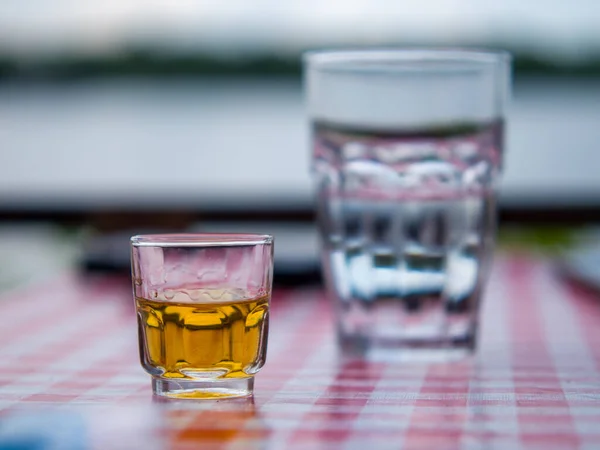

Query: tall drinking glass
[305,49,510,361]
[131,234,273,398]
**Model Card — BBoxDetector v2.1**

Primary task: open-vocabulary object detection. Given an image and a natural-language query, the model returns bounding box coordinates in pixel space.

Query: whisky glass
[131,234,273,399]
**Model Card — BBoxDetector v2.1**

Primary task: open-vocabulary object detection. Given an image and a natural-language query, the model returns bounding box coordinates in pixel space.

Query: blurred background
[1,0,600,285]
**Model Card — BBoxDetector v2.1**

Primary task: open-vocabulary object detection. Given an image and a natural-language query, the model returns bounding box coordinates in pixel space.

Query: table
[0,255,599,449]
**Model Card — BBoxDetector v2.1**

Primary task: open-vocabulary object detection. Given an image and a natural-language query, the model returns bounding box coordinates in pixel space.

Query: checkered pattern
[0,256,599,449]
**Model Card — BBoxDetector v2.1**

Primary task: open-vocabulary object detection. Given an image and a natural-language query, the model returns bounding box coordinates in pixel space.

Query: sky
[0,0,599,59]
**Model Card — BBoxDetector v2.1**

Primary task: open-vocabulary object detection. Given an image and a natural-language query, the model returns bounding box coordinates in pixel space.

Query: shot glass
[131,234,273,399]
[305,49,511,361]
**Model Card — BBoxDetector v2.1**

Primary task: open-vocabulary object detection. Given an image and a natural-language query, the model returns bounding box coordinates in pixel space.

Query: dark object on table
[79,222,322,286]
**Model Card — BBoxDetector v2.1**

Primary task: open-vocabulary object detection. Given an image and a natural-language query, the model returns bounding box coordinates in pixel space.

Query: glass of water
[305,49,511,361]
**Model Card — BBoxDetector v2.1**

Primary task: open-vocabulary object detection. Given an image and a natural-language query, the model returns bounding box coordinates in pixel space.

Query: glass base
[339,333,475,363]
[152,377,254,399]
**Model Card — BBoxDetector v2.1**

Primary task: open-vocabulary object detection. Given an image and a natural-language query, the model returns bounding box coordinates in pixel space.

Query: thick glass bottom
[338,332,476,363]
[152,377,254,399]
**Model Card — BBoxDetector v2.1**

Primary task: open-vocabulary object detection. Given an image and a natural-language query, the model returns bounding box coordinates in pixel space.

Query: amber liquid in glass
[136,290,269,381]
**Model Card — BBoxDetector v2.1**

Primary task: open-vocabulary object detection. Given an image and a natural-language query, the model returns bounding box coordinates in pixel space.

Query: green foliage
[498,227,579,255]
[2,49,600,81]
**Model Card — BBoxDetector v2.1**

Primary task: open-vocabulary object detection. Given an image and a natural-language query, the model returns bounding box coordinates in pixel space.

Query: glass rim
[303,47,511,74]
[131,233,273,248]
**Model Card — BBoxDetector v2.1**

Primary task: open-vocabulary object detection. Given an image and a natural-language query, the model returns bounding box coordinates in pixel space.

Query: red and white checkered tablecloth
[0,255,599,449]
